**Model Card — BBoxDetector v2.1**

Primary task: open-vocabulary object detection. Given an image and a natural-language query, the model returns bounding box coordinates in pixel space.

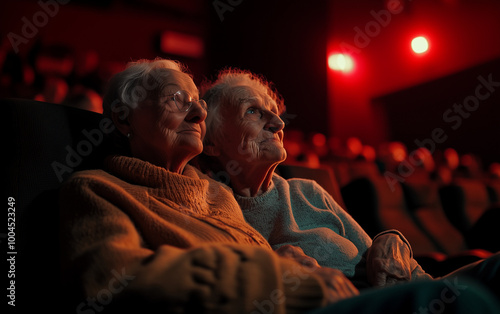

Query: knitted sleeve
[373,229,414,258]
[311,180,372,251]
[59,172,328,313]
[371,231,433,280]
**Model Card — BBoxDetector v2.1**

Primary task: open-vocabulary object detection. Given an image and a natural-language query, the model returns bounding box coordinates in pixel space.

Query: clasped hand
[366,233,412,287]
[276,245,359,304]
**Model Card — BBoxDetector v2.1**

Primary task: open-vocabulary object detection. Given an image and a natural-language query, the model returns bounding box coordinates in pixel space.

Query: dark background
[1,0,500,164]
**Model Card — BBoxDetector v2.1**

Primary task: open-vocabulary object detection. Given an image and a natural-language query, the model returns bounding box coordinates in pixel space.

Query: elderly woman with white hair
[198,68,500,297]
[198,68,432,289]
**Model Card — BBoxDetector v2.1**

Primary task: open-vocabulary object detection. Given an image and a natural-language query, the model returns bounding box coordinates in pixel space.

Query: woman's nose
[265,112,285,133]
[185,100,207,124]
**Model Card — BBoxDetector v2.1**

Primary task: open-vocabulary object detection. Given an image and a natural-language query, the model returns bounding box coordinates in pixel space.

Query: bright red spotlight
[328,53,354,73]
[411,36,429,54]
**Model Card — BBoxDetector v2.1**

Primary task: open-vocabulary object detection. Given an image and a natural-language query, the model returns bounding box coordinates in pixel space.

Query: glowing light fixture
[328,53,354,73]
[160,31,204,58]
[411,36,429,54]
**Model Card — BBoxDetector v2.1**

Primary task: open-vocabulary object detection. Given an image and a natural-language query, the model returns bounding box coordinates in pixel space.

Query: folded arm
[59,174,336,313]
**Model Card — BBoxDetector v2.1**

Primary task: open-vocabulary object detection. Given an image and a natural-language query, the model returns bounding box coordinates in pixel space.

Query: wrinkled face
[128,70,207,167]
[215,86,286,167]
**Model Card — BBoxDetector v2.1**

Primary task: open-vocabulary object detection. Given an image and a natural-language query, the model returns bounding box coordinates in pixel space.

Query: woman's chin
[175,141,204,160]
[259,149,287,166]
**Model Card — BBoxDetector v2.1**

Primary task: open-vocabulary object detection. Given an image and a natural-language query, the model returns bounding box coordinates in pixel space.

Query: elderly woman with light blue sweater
[198,68,500,295]
[198,68,431,290]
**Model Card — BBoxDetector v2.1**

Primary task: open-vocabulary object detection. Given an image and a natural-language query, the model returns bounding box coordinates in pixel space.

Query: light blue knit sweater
[234,173,432,288]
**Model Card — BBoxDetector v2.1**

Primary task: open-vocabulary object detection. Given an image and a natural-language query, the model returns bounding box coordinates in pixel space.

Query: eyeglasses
[165,90,208,112]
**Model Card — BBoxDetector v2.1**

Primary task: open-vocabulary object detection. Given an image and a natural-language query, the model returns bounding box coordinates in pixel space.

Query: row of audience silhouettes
[281,131,500,276]
[0,38,122,113]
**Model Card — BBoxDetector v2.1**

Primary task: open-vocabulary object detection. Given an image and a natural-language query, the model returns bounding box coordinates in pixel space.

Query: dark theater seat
[439,178,492,234]
[5,98,110,308]
[485,178,500,204]
[402,178,468,255]
[6,97,110,219]
[341,177,443,255]
[339,163,493,277]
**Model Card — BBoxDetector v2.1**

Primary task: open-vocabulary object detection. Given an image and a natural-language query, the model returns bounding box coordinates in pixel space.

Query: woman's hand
[275,244,321,268]
[366,233,412,287]
[276,245,359,303]
[313,266,360,304]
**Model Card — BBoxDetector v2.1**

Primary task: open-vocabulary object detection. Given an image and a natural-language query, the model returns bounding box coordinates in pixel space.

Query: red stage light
[411,36,429,54]
[328,53,354,73]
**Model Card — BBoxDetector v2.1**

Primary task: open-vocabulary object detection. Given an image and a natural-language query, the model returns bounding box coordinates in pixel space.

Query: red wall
[0,0,208,83]
[327,0,500,146]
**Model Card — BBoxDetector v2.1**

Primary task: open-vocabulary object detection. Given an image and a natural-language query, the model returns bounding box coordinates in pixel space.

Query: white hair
[201,68,285,146]
[102,57,191,118]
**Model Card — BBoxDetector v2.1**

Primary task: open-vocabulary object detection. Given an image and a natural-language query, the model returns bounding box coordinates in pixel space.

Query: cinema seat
[5,98,109,308]
[341,177,442,255]
[485,178,500,204]
[346,160,382,182]
[402,179,492,256]
[7,97,111,216]
[439,178,492,234]
[342,175,494,277]
[402,180,467,255]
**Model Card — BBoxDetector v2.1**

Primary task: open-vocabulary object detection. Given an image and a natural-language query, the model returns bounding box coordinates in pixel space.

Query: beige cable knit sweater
[59,155,328,313]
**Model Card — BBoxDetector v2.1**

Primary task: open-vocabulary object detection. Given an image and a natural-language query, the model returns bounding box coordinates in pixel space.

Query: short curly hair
[201,68,285,147]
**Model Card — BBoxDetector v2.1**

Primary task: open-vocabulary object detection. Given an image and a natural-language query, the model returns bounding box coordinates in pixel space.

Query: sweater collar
[105,155,208,191]
[233,173,280,209]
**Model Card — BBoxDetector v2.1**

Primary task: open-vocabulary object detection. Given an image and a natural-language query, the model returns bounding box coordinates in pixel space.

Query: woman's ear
[111,103,132,137]
[203,142,220,157]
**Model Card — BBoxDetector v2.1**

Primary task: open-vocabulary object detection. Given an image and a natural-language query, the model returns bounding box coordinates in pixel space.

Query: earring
[127,133,131,139]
